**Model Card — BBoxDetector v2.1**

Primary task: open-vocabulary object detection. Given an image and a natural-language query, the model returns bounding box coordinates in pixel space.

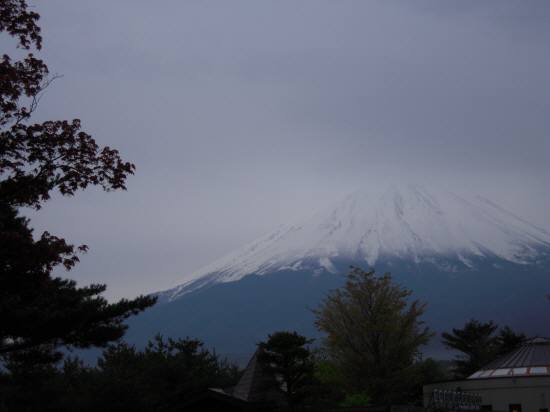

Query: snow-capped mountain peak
[163,185,550,301]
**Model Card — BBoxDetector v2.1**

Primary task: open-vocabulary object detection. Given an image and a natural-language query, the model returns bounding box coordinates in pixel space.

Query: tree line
[0,263,526,411]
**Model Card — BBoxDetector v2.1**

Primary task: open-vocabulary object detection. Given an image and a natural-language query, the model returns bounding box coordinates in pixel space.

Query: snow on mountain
[163,185,550,301]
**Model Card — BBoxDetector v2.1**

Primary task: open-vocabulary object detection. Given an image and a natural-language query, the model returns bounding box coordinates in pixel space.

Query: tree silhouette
[315,267,433,404]
[0,0,155,360]
[0,336,241,412]
[442,320,525,378]
[258,331,315,410]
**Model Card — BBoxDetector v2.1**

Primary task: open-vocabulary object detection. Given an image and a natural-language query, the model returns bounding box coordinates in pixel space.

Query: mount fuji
[127,185,550,358]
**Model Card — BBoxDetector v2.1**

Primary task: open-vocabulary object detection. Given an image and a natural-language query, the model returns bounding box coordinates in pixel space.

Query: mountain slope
[162,185,550,301]
[126,185,550,359]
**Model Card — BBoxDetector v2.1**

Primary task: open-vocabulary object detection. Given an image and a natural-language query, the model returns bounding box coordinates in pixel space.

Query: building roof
[231,350,264,402]
[230,349,287,407]
[468,337,550,379]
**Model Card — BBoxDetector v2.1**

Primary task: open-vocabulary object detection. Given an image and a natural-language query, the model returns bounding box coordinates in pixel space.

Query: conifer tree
[258,331,315,409]
[442,320,525,378]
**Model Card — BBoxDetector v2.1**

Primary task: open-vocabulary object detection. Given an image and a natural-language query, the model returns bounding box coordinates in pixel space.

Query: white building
[424,338,550,412]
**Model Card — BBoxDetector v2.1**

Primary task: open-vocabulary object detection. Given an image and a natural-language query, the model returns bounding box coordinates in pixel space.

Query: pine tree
[258,331,315,409]
[442,320,525,378]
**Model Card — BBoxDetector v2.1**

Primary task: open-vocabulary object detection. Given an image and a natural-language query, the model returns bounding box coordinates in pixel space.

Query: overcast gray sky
[20,1,550,299]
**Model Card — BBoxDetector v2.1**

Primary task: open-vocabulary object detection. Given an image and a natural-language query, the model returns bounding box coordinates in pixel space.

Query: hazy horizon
[17,1,550,299]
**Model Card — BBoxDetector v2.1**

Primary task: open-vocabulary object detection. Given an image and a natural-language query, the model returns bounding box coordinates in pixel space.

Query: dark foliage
[314,267,433,405]
[442,319,526,378]
[92,336,241,411]
[257,331,315,410]
[0,0,134,209]
[0,336,241,412]
[0,0,155,361]
[407,358,450,405]
[496,326,527,357]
